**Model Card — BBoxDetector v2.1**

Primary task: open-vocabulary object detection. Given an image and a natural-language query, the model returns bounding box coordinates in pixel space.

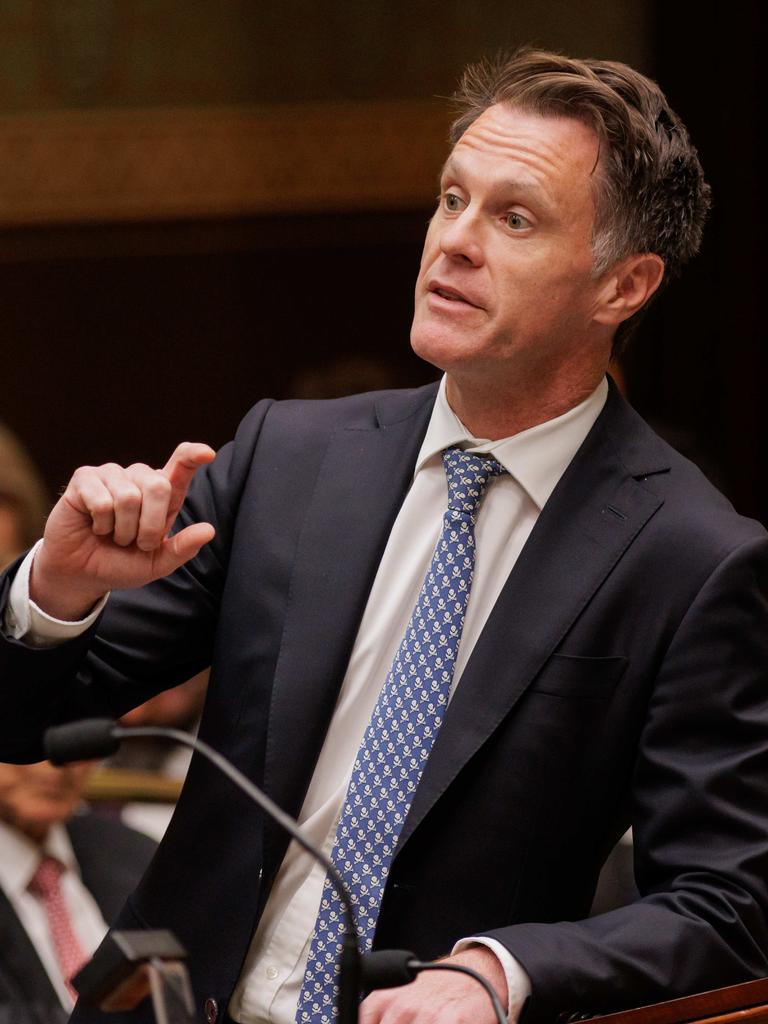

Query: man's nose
[438,210,484,266]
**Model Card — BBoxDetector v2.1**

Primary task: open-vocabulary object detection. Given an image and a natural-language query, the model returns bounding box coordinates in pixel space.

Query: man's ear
[594,253,665,327]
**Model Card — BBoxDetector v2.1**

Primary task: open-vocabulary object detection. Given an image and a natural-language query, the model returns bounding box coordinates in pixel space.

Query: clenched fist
[30,442,216,621]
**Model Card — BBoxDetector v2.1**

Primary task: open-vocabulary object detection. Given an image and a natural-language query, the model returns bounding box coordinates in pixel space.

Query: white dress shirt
[0,818,109,1010]
[6,375,608,1022]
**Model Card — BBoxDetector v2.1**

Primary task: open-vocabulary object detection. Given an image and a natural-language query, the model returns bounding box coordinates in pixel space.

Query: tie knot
[28,855,65,897]
[442,447,506,518]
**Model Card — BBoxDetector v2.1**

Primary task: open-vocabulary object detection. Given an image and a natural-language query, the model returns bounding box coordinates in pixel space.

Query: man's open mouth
[429,284,481,308]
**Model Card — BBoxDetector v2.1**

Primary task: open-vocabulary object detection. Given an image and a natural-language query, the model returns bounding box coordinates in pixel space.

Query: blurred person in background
[0,758,156,1022]
[111,669,208,841]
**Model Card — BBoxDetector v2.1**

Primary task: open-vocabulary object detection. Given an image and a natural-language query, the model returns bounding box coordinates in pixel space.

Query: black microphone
[360,948,418,989]
[46,717,120,763]
[44,719,360,1024]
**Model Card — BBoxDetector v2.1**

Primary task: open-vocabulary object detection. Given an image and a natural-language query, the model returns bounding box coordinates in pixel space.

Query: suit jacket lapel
[397,385,671,850]
[262,385,438,865]
[0,889,65,1020]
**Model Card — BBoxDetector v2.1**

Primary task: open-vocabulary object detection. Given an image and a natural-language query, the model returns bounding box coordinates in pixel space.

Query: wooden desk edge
[584,979,768,1024]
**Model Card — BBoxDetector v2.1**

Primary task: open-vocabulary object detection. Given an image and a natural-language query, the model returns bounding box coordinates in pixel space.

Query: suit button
[204,997,218,1023]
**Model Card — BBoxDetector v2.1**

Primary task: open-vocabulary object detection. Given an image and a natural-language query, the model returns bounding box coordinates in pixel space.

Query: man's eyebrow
[502,179,548,202]
[440,158,554,212]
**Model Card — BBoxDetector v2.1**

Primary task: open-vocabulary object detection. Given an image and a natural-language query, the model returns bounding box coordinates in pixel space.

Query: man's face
[0,761,94,842]
[411,104,609,389]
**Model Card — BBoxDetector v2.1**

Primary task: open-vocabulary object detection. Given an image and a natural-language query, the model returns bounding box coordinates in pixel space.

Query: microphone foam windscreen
[45,718,120,764]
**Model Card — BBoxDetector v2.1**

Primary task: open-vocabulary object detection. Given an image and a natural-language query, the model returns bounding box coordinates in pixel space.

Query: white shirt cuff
[452,936,532,1022]
[4,540,109,648]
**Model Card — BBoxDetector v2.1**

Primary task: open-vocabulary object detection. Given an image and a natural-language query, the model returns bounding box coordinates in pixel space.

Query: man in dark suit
[1,48,767,1024]
[0,760,156,1023]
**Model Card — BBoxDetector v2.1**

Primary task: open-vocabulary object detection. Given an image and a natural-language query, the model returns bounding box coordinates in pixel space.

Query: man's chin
[410,322,471,373]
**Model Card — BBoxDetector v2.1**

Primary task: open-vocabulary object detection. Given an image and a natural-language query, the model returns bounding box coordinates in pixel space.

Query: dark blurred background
[0,1,763,521]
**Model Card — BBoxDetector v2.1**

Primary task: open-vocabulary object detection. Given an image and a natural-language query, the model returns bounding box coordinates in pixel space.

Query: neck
[4,815,51,844]
[444,365,607,440]
[23,823,50,845]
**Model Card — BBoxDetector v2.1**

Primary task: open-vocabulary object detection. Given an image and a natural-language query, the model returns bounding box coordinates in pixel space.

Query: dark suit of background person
[0,811,156,1024]
[1,376,768,1024]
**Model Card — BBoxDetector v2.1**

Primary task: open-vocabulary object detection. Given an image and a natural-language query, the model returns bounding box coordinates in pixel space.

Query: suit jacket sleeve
[485,534,768,1023]
[0,398,274,764]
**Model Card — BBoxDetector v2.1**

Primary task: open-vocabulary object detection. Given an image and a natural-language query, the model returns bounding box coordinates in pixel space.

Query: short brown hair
[451,49,711,347]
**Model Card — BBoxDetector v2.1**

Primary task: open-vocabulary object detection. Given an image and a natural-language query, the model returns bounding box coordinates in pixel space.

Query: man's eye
[444,192,463,212]
[506,212,530,230]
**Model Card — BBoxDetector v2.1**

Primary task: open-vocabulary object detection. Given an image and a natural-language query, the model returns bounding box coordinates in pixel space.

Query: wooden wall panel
[0,101,451,226]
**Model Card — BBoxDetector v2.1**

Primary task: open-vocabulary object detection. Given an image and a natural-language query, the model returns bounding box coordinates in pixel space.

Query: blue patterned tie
[295,447,506,1024]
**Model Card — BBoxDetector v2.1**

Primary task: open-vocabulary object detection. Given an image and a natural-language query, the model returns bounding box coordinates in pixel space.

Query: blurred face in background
[119,669,208,730]
[0,760,95,843]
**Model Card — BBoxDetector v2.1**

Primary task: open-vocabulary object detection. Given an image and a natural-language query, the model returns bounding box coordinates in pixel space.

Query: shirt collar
[415,375,609,510]
[0,819,80,897]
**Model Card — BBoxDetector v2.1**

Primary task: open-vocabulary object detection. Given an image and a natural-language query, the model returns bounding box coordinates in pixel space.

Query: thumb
[153,522,216,577]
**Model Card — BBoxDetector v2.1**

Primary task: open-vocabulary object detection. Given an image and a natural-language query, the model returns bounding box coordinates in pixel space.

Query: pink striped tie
[28,855,88,1001]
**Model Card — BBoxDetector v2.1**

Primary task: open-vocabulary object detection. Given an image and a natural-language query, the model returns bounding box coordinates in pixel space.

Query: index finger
[161,442,217,512]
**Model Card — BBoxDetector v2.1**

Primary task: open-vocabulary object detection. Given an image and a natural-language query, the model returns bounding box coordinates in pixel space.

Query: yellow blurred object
[84,768,182,804]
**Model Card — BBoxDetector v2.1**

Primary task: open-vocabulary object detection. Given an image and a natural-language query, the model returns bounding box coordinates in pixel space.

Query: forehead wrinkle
[455,119,568,175]
[456,105,600,185]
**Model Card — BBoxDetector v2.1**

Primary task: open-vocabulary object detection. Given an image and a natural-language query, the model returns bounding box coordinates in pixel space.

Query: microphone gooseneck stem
[47,720,507,1023]
[111,725,361,1023]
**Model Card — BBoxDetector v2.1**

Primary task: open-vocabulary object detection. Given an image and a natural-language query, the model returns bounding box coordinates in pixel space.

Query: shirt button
[266,966,279,980]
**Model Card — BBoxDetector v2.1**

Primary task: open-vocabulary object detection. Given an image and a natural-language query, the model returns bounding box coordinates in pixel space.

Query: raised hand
[30,442,217,621]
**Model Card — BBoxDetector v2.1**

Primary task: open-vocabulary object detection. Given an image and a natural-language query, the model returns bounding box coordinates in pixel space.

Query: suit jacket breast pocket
[529,653,628,699]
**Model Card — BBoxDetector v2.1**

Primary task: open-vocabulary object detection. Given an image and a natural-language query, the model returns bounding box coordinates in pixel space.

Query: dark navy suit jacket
[1,381,768,1023]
